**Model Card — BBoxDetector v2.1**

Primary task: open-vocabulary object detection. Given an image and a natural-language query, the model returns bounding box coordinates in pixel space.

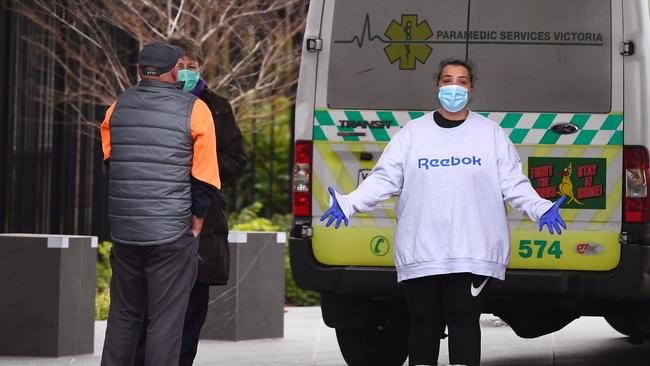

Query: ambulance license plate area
[357,169,372,186]
[357,169,401,197]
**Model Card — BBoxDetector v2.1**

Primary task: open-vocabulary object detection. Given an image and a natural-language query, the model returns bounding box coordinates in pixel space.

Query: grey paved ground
[1,306,648,365]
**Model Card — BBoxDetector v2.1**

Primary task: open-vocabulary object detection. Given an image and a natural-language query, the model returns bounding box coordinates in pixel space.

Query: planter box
[0,234,97,356]
[201,231,285,341]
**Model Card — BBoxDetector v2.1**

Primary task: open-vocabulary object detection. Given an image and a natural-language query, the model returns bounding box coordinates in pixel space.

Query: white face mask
[438,85,469,113]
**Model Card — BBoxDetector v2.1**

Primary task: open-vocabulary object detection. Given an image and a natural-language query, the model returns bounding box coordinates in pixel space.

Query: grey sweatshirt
[334,111,553,281]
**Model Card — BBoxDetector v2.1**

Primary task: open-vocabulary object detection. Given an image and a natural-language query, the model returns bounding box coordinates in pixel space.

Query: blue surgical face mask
[178,69,200,92]
[437,85,469,113]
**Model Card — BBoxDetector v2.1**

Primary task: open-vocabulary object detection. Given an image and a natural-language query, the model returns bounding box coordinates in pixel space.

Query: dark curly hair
[435,58,476,86]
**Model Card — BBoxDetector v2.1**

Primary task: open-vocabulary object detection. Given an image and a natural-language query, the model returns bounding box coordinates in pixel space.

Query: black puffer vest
[108,80,197,245]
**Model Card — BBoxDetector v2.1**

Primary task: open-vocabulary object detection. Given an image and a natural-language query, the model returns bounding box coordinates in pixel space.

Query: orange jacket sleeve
[101,102,116,161]
[190,99,221,189]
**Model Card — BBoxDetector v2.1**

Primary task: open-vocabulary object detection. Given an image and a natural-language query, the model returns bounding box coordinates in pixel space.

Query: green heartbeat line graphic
[334,13,435,47]
[335,13,434,70]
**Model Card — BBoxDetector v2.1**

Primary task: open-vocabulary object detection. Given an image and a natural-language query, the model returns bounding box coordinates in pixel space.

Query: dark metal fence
[0,8,115,240]
[0,4,9,232]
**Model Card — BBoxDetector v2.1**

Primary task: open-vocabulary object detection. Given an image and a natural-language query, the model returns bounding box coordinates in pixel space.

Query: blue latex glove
[539,196,568,235]
[320,187,349,229]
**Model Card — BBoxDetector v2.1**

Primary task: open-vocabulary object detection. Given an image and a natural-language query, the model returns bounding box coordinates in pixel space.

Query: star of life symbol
[384,15,433,70]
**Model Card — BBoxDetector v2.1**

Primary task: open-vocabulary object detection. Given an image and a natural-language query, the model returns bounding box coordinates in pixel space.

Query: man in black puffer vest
[133,36,246,366]
[100,41,221,366]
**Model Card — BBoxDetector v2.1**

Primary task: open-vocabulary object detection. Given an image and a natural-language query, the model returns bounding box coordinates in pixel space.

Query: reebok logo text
[418,156,482,169]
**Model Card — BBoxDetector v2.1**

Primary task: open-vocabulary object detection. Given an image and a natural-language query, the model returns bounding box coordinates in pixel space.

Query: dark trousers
[133,281,210,366]
[100,232,199,366]
[403,273,490,366]
[179,282,210,366]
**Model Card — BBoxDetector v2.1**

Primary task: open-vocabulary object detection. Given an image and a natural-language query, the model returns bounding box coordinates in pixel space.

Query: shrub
[231,202,281,231]
[95,289,111,321]
[96,241,112,320]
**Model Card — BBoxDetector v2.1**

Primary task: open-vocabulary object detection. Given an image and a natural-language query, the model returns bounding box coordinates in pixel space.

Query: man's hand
[192,215,204,238]
[539,196,568,235]
[319,187,349,229]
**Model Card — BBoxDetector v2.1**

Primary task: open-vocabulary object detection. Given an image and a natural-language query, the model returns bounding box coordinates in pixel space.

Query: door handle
[550,122,579,135]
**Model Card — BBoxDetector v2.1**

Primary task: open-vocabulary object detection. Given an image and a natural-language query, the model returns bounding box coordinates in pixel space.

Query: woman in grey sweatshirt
[320,59,567,366]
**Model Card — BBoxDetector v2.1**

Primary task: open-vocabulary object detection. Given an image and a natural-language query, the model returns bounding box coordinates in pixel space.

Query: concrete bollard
[0,234,97,356]
[201,231,285,341]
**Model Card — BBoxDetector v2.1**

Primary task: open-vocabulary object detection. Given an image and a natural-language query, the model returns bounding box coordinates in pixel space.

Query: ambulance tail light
[292,140,313,217]
[624,145,650,223]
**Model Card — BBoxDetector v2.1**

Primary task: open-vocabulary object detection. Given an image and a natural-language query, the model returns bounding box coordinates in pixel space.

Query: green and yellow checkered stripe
[314,109,623,145]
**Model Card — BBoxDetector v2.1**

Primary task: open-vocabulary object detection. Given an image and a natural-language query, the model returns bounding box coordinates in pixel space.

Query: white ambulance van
[290,1,650,364]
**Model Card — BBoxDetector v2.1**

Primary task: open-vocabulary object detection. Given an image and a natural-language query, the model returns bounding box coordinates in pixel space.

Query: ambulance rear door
[467,0,623,272]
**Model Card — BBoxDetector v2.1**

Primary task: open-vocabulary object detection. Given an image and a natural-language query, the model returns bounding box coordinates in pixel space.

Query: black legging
[404,273,490,366]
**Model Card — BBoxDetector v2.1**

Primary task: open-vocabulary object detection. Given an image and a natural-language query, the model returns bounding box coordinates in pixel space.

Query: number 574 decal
[518,240,563,259]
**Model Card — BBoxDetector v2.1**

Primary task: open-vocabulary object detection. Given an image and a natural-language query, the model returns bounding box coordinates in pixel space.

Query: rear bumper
[289,236,650,301]
[491,243,650,301]
[289,236,404,296]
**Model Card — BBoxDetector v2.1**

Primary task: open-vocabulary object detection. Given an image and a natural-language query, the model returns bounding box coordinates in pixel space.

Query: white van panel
[623,0,650,145]
[294,0,324,140]
[313,0,335,108]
